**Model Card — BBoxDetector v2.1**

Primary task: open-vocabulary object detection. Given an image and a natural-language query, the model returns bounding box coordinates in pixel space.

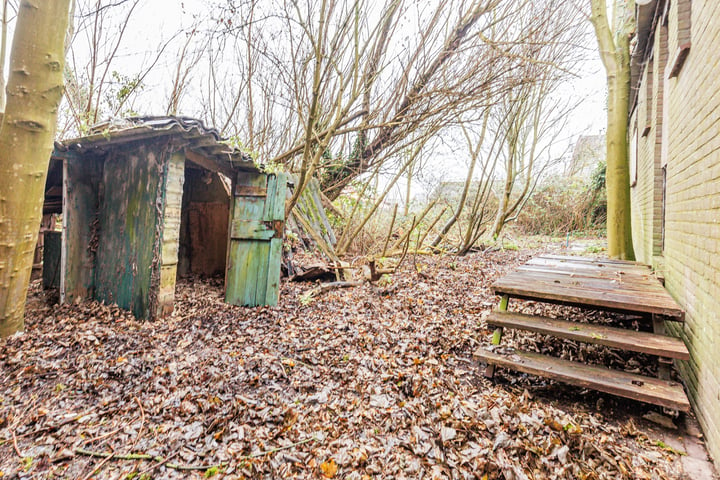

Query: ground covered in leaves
[0,248,697,479]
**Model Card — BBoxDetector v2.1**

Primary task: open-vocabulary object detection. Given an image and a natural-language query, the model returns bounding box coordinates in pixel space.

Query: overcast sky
[2,0,608,196]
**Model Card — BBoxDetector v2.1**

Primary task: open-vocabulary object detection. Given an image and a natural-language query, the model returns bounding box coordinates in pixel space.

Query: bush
[515,162,606,236]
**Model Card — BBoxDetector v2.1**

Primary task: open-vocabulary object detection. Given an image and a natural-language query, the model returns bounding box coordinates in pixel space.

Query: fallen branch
[80,446,116,480]
[245,437,318,458]
[137,449,180,477]
[81,426,124,446]
[76,448,226,472]
[303,281,363,300]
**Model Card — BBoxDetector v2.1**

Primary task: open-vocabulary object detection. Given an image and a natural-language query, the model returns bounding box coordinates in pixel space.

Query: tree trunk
[431,114,488,248]
[605,64,635,260]
[589,0,635,260]
[404,162,412,217]
[0,0,71,337]
[0,0,8,115]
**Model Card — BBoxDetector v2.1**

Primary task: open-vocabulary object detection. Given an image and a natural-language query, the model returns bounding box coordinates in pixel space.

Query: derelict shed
[49,116,287,320]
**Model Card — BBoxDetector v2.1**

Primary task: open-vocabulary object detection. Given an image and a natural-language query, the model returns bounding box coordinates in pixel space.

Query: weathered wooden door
[225,171,287,306]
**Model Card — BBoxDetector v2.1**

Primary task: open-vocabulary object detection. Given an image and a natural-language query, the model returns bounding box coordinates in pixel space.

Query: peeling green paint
[93,145,162,319]
[225,172,287,307]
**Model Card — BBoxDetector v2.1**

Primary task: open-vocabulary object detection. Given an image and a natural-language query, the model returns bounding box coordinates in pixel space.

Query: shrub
[515,162,606,236]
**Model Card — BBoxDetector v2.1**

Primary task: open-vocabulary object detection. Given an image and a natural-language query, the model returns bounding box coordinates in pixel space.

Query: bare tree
[429,109,490,249]
[61,0,178,136]
[166,25,205,116]
[203,0,531,204]
[184,0,589,255]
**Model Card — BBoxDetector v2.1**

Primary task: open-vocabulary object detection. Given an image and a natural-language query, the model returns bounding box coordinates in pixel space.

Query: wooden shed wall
[156,152,185,318]
[93,146,164,319]
[62,154,102,303]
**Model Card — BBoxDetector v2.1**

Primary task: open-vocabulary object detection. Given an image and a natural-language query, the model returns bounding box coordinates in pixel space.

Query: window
[668,0,692,77]
[643,56,653,136]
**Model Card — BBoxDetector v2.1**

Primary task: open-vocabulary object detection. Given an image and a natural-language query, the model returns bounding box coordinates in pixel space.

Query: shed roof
[53,116,259,174]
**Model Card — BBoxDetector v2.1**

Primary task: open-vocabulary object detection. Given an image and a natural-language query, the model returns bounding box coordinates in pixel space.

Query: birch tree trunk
[589,0,635,260]
[0,0,71,337]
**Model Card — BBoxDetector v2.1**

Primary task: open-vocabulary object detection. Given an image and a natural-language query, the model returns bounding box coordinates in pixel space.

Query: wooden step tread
[487,311,689,360]
[474,347,690,411]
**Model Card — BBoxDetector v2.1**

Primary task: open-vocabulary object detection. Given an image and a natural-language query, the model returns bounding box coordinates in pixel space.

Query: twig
[80,446,116,480]
[74,436,320,471]
[245,436,318,458]
[18,406,120,439]
[137,449,180,477]
[75,448,227,472]
[130,396,145,451]
[11,429,24,458]
[81,426,124,446]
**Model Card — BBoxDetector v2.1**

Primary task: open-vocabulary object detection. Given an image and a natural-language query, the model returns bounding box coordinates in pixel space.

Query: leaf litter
[0,249,689,478]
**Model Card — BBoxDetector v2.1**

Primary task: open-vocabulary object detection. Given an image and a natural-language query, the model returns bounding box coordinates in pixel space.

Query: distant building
[429,181,482,205]
[565,134,605,179]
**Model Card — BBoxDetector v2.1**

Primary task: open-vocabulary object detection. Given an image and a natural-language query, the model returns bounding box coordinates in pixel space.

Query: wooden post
[485,294,509,377]
[652,314,673,380]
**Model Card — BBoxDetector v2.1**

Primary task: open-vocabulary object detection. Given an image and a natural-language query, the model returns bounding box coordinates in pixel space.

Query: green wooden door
[225,171,287,306]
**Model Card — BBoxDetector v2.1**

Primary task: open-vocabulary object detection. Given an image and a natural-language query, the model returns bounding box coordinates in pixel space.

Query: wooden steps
[474,347,690,411]
[486,311,690,360]
[481,255,691,411]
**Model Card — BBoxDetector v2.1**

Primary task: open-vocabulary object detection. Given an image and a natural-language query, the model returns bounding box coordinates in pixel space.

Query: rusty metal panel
[229,219,276,241]
[235,185,267,197]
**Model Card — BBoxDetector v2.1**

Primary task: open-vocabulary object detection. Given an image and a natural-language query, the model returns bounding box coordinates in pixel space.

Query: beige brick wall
[632,0,720,464]
[632,21,666,263]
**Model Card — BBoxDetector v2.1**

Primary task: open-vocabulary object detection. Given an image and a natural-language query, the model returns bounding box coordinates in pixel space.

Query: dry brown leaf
[320,458,338,478]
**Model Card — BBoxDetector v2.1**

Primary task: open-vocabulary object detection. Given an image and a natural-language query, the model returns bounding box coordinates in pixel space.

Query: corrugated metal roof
[54,116,259,173]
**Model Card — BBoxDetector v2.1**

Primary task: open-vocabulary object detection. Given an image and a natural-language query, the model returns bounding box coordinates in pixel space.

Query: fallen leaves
[320,458,337,477]
[0,250,688,478]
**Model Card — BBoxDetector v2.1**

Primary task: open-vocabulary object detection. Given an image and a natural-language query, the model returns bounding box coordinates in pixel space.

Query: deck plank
[486,311,690,360]
[492,256,684,319]
[518,264,657,281]
[474,347,690,411]
[536,254,650,268]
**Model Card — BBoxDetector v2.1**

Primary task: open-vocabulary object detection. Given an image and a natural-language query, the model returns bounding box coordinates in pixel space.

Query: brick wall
[632,20,666,263]
[632,0,720,463]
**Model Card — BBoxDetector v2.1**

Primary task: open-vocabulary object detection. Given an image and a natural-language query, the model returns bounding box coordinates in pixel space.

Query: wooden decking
[492,254,684,319]
[475,254,690,411]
